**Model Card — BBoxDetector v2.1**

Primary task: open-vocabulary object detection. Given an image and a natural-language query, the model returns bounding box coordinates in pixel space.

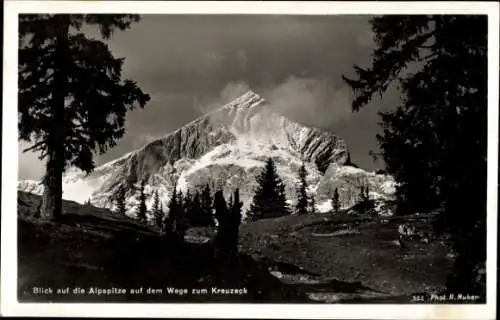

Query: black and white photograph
[2,1,498,319]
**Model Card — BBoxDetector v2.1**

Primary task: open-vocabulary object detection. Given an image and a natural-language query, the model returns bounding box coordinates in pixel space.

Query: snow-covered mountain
[18,90,396,217]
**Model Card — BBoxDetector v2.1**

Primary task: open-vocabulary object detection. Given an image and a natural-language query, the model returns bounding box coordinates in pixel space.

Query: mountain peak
[221,90,265,111]
[17,82,398,216]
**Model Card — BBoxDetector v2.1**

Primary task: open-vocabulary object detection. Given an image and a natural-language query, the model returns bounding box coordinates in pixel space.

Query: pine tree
[228,188,243,256]
[332,187,341,214]
[308,194,316,214]
[214,190,229,242]
[174,189,188,237]
[183,191,193,229]
[176,189,184,224]
[214,189,242,259]
[228,193,233,211]
[187,191,203,227]
[151,190,159,212]
[136,180,147,222]
[158,202,164,230]
[248,158,290,220]
[200,184,215,227]
[295,163,309,215]
[276,180,289,213]
[342,16,487,294]
[358,186,366,203]
[19,14,150,220]
[355,186,374,216]
[213,191,229,222]
[115,185,127,216]
[165,184,185,241]
[164,186,178,237]
[152,190,163,229]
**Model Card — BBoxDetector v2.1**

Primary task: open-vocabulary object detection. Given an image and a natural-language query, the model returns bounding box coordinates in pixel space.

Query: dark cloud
[19,14,398,179]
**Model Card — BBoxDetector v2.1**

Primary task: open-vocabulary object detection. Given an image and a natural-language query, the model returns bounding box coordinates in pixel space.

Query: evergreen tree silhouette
[152,190,163,229]
[354,186,374,216]
[308,194,316,214]
[175,189,188,237]
[164,186,178,237]
[214,189,242,259]
[214,190,229,227]
[165,184,185,241]
[248,158,290,220]
[187,191,204,227]
[18,14,150,220]
[342,15,487,295]
[115,185,127,216]
[135,180,147,222]
[200,184,215,227]
[152,190,159,211]
[213,190,230,256]
[158,202,164,229]
[182,190,193,228]
[228,188,243,256]
[332,187,341,214]
[228,193,233,211]
[295,163,309,215]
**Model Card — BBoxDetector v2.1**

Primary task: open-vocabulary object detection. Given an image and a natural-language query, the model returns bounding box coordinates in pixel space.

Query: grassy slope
[17,191,455,303]
[239,212,453,297]
[18,192,308,303]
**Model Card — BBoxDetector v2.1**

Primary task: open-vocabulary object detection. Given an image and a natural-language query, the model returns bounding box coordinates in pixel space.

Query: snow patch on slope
[317,200,333,213]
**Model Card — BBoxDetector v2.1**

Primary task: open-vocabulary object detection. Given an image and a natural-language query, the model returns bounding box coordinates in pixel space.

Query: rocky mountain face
[18,90,396,218]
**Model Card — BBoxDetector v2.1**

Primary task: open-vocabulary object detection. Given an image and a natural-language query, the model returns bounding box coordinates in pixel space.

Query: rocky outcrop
[315,163,397,209]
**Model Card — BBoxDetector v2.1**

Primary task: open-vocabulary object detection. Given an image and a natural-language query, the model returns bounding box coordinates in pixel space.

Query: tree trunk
[39,15,69,221]
[40,156,64,220]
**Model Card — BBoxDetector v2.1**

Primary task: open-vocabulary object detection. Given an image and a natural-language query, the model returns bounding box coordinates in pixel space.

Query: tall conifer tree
[295,163,309,215]
[115,185,127,216]
[213,190,230,255]
[165,184,179,237]
[332,187,341,214]
[228,188,243,256]
[200,184,215,227]
[187,191,203,227]
[343,15,487,294]
[248,158,290,220]
[19,14,150,220]
[152,190,163,228]
[308,194,316,214]
[136,180,147,222]
[183,191,193,228]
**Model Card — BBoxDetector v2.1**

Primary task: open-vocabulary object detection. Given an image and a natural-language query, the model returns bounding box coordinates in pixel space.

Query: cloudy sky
[19,14,402,180]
